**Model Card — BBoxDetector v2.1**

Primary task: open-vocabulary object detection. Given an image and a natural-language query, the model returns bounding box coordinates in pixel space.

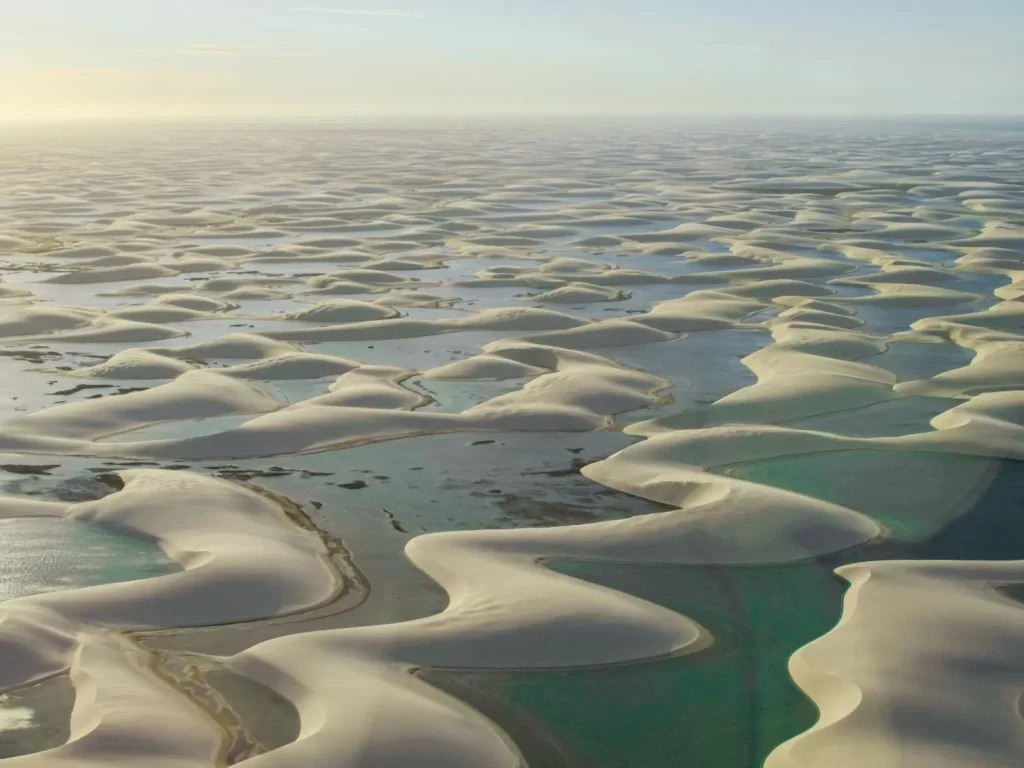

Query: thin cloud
[181,43,267,50]
[697,44,760,55]
[298,6,426,18]
[176,43,270,56]
[174,43,330,58]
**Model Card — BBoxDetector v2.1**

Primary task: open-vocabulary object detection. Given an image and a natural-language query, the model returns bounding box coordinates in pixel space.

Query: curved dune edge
[0,341,674,458]
[0,274,944,459]
[626,344,897,436]
[10,634,225,768]
[0,460,888,766]
[2,132,1024,768]
[0,303,191,344]
[765,560,1024,768]
[0,413,935,768]
[22,387,1024,766]
[3,265,995,466]
[0,471,339,689]
[5,245,1006,452]
[599,391,1024,488]
[5,370,284,442]
[223,450,891,767]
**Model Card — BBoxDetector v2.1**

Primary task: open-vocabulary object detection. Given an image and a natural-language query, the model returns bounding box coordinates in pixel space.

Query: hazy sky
[2,0,1022,120]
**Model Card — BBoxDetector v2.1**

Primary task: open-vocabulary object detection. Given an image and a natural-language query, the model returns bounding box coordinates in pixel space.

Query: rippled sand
[0,120,1023,766]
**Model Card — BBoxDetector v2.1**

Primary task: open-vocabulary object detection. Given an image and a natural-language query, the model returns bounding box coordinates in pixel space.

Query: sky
[1,0,1022,120]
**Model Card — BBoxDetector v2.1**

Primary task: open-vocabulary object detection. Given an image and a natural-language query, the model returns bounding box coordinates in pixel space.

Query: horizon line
[2,112,1023,126]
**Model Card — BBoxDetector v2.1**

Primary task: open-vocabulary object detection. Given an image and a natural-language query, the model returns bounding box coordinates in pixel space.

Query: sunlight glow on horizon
[1,0,1021,122]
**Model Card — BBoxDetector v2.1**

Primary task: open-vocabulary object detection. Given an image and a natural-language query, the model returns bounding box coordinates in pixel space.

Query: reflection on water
[0,518,178,602]
[0,676,73,759]
[0,708,32,733]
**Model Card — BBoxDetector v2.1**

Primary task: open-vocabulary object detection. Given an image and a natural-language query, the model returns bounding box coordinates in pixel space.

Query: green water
[722,450,1003,540]
[425,561,842,768]
[424,453,1024,768]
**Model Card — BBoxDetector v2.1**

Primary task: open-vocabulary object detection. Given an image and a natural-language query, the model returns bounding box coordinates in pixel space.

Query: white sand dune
[108,305,214,324]
[628,345,896,435]
[45,264,180,284]
[222,286,294,301]
[262,306,586,343]
[637,289,766,331]
[898,339,1024,397]
[27,317,189,343]
[0,306,97,337]
[5,371,282,441]
[0,123,1023,768]
[304,366,426,410]
[830,282,982,307]
[279,300,400,324]
[151,293,237,312]
[524,282,626,303]
[148,333,297,360]
[767,560,1024,768]
[68,348,198,379]
[0,470,338,699]
[218,352,362,381]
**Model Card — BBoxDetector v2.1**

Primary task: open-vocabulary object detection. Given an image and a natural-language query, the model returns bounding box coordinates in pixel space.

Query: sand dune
[0,470,338,698]
[767,560,1024,768]
[0,122,1022,767]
